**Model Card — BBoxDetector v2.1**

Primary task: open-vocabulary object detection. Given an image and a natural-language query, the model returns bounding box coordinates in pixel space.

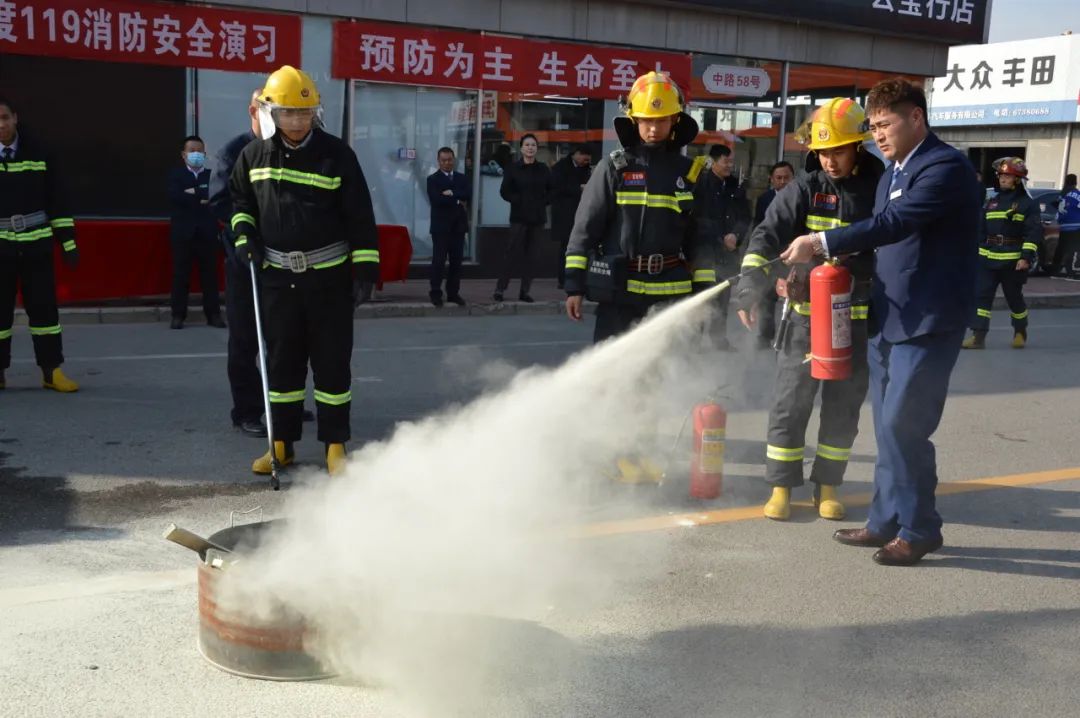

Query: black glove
[62,247,80,270]
[353,279,374,307]
[235,236,264,268]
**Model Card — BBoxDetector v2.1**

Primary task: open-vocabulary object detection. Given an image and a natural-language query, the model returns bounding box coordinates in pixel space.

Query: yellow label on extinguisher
[700,428,725,474]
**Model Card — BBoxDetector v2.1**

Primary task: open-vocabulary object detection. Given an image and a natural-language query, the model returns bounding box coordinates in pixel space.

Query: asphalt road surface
[2,310,1079,717]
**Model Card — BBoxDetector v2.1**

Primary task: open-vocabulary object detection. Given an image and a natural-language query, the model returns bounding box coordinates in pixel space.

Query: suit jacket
[755,188,777,224]
[167,166,217,243]
[549,155,592,234]
[209,131,257,260]
[824,132,981,343]
[427,170,471,236]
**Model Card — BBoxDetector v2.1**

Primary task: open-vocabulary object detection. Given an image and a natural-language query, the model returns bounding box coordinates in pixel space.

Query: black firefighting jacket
[978,188,1041,268]
[0,133,76,258]
[564,116,713,304]
[229,128,378,286]
[737,151,884,323]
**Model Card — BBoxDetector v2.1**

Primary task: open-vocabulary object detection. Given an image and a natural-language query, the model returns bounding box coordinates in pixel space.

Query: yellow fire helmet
[260,65,321,108]
[795,97,871,151]
[624,71,686,119]
[256,65,323,139]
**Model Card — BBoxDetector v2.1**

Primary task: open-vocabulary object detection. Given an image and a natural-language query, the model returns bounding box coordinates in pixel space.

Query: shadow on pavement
[0,450,267,546]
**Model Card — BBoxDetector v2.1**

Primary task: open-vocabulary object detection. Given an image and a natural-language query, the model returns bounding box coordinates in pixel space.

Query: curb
[13,300,577,325]
[12,294,1078,325]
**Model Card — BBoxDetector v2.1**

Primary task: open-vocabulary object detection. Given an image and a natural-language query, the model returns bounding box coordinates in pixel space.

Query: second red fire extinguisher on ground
[810,261,853,381]
[690,402,726,499]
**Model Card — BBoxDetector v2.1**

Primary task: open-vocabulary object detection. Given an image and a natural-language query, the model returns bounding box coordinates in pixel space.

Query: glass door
[351,83,477,260]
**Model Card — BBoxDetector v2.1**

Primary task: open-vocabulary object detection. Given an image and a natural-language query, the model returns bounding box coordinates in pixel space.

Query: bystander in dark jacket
[549,146,592,288]
[494,134,550,302]
[167,135,222,328]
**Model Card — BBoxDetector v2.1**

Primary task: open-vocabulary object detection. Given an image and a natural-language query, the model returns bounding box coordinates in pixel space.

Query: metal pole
[777,61,790,164]
[469,89,483,259]
[1061,122,1074,189]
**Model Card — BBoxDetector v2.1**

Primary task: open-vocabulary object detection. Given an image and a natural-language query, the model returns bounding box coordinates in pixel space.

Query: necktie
[890,164,902,191]
[1,147,12,163]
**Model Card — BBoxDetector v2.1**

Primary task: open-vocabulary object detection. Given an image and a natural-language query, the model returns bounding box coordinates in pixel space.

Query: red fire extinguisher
[809,262,853,381]
[690,402,726,499]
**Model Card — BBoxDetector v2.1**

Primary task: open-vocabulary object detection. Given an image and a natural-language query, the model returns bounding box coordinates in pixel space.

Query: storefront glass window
[351,84,477,259]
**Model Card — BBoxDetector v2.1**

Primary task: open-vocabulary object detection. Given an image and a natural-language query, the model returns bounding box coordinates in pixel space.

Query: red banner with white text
[333,20,691,99]
[0,0,301,72]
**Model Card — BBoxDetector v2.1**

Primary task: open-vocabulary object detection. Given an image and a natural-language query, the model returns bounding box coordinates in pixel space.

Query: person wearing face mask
[230,65,379,478]
[167,135,224,330]
[736,98,883,522]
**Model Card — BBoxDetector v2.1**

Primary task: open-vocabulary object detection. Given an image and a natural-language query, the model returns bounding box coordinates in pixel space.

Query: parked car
[1030,189,1062,275]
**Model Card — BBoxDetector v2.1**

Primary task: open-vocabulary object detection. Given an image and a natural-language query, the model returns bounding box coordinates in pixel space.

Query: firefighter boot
[1012,330,1026,349]
[961,331,986,350]
[42,367,79,393]
[763,486,791,521]
[253,441,294,474]
[615,457,644,484]
[0,370,5,390]
[637,456,665,484]
[816,484,846,521]
[326,443,347,477]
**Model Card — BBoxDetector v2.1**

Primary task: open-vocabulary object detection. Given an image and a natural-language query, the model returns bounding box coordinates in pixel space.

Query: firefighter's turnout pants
[766,312,869,488]
[0,247,63,370]
[262,264,354,444]
[972,264,1028,333]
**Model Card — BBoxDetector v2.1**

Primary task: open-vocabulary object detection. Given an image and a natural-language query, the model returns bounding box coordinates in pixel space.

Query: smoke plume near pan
[224,283,736,713]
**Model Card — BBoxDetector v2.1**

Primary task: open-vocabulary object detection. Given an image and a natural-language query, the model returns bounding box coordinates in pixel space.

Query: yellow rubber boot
[42,367,78,392]
[326,443,347,477]
[1012,331,1026,349]
[637,456,665,484]
[615,457,644,484]
[817,485,846,520]
[961,331,986,350]
[763,486,791,521]
[252,441,293,474]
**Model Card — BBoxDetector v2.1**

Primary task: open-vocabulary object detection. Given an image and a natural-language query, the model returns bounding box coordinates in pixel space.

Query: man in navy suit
[426,147,471,307]
[167,135,224,329]
[782,79,981,566]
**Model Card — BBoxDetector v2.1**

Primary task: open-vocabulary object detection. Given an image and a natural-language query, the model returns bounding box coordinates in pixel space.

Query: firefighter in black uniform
[736,98,883,521]
[962,156,1041,350]
[564,71,712,483]
[0,97,80,393]
[693,143,751,350]
[230,66,379,477]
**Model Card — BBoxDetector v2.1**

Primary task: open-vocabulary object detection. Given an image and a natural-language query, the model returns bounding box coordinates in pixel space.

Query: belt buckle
[286,251,308,273]
[10,214,26,233]
[646,253,664,275]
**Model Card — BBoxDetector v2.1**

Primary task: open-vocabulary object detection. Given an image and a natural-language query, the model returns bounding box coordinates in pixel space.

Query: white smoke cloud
[220,284,740,714]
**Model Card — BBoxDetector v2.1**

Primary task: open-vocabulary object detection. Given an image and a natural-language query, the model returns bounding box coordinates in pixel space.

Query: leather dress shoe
[447,295,466,306]
[207,315,227,328]
[235,419,267,438]
[430,293,444,307]
[833,527,891,547]
[518,293,535,303]
[170,317,184,330]
[872,536,943,566]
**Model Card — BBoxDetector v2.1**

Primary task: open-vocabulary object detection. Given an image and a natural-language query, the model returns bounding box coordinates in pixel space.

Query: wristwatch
[811,232,827,257]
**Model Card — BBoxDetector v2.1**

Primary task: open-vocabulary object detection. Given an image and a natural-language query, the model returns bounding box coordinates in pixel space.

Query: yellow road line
[578,467,1080,538]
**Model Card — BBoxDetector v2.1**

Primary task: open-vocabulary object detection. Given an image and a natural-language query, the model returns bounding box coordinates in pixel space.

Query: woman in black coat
[494,134,551,302]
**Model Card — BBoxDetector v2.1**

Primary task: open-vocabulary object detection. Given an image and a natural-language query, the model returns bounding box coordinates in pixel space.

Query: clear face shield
[256,101,324,140]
